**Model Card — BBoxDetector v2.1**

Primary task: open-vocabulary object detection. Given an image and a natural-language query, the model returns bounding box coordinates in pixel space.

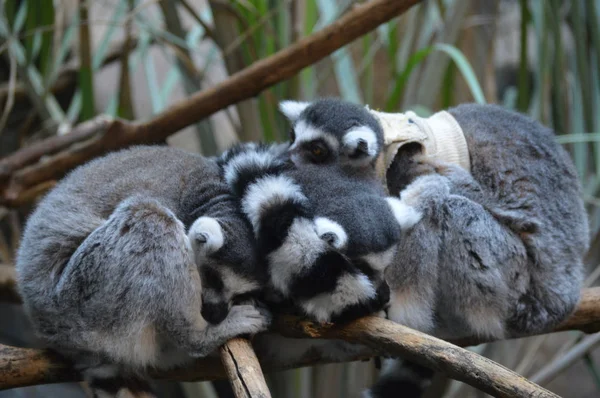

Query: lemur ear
[279,100,310,123]
[342,126,378,159]
[189,217,224,255]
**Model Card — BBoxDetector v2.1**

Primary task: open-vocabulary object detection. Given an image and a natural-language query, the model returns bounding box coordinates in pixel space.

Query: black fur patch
[257,200,312,256]
[368,377,425,398]
[290,251,356,299]
[229,160,292,198]
[89,376,153,396]
[331,280,390,324]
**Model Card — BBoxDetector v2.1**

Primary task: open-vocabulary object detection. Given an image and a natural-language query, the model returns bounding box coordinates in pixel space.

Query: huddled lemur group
[15,98,588,397]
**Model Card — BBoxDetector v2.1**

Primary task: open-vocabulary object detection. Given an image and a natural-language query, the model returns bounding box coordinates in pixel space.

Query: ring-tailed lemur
[279,99,420,280]
[282,99,587,397]
[16,146,270,398]
[279,98,383,171]
[219,143,395,323]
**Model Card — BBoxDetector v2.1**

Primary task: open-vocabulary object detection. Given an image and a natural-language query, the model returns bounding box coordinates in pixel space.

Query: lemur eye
[307,141,329,162]
[289,128,296,142]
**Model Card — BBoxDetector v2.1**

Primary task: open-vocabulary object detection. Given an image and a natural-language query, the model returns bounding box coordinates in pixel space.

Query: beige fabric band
[369,109,471,182]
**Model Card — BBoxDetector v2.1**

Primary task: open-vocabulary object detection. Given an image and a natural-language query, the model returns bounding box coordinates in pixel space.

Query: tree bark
[220,338,272,398]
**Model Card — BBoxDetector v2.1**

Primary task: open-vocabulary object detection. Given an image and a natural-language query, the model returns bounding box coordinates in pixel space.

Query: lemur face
[188,217,264,324]
[279,98,384,168]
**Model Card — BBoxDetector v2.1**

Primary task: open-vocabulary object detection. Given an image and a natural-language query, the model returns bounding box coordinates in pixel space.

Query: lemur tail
[84,365,156,398]
[364,358,435,398]
[220,143,385,323]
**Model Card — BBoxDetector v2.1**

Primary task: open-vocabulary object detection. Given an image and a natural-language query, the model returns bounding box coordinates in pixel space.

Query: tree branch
[2,289,600,395]
[0,0,423,207]
[220,338,272,398]
[276,317,558,398]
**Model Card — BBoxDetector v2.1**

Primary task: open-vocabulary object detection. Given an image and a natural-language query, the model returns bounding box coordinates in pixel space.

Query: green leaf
[385,46,433,111]
[433,43,486,105]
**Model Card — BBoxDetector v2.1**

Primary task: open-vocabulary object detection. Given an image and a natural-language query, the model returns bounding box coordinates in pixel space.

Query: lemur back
[16,146,270,397]
[384,104,587,339]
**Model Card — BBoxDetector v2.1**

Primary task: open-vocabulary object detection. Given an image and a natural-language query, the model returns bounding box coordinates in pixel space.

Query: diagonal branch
[0,0,423,207]
[277,317,558,398]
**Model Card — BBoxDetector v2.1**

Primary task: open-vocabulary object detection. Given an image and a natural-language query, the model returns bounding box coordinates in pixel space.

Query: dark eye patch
[202,267,224,292]
[301,139,331,163]
[289,128,296,142]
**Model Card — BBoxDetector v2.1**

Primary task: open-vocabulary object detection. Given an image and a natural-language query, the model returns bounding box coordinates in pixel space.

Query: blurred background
[1,0,599,397]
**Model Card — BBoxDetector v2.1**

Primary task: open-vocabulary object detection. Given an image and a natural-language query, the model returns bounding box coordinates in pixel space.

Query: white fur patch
[464,307,506,339]
[268,218,325,295]
[279,100,311,122]
[387,289,435,333]
[188,217,224,256]
[242,175,306,235]
[88,324,159,368]
[342,126,378,161]
[361,244,398,271]
[289,120,340,153]
[301,273,376,323]
[220,266,261,298]
[314,217,348,249]
[386,197,422,229]
[223,150,277,188]
[85,365,119,380]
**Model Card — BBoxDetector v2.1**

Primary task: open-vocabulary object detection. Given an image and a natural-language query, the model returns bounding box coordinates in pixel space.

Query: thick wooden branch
[220,338,272,398]
[0,0,422,207]
[277,317,558,398]
[2,289,600,394]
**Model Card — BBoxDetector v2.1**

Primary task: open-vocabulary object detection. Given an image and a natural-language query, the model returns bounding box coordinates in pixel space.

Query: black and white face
[279,99,382,167]
[188,216,263,324]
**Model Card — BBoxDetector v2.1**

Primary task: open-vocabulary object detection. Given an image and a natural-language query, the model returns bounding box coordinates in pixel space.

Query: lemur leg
[404,164,578,334]
[384,175,447,334]
[390,174,531,338]
[53,196,203,396]
[54,195,206,363]
[165,303,271,358]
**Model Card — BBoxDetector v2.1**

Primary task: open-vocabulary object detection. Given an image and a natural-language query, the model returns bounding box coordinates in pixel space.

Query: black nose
[201,301,228,324]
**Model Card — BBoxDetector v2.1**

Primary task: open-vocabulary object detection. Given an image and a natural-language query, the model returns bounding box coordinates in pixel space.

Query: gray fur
[289,163,401,262]
[219,143,388,323]
[369,104,588,398]
[385,104,587,339]
[16,146,269,395]
[280,98,384,170]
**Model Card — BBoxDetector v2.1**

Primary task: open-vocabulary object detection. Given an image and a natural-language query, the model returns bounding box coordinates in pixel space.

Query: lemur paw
[227,304,272,335]
[314,217,348,249]
[400,174,451,207]
[386,197,422,230]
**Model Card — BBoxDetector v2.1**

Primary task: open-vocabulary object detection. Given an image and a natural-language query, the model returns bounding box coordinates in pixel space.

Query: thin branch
[0,0,423,207]
[220,338,272,398]
[0,50,17,133]
[179,0,216,41]
[530,333,600,385]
